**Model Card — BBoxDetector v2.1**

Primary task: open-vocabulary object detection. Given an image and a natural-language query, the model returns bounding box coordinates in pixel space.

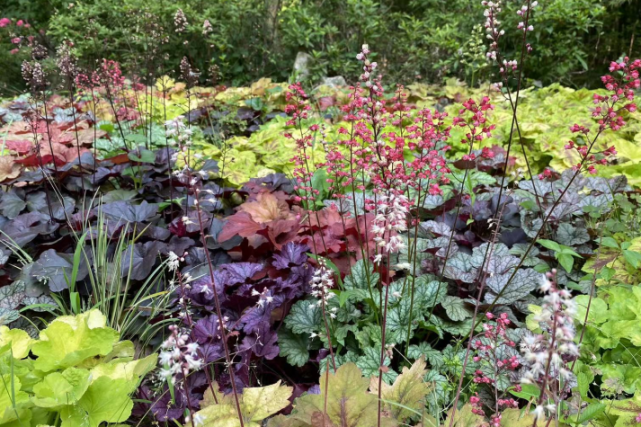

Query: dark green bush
[0,0,639,95]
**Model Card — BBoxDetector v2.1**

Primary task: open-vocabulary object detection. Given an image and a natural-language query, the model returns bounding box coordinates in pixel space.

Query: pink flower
[16,20,23,27]
[11,37,20,44]
[9,48,19,55]
[0,18,10,27]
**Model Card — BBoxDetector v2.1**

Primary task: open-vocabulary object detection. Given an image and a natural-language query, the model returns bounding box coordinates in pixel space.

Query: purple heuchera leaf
[219,262,264,286]
[240,291,286,333]
[150,387,193,421]
[149,373,207,422]
[187,276,218,308]
[100,200,158,223]
[193,314,222,344]
[240,323,279,360]
[199,343,225,363]
[274,276,307,300]
[272,242,308,270]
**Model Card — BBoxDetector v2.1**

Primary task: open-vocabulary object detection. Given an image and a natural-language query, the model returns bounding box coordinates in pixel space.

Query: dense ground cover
[0,2,641,427]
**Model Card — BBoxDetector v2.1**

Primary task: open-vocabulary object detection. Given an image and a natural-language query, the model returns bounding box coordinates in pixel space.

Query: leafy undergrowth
[0,310,156,426]
[3,76,641,188]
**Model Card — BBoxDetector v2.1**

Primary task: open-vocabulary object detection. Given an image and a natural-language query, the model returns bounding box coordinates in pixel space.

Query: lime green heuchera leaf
[0,375,30,424]
[32,309,119,372]
[88,353,157,383]
[59,377,134,427]
[442,403,485,427]
[197,381,293,427]
[222,149,257,186]
[32,367,91,408]
[582,237,641,286]
[369,357,431,422]
[0,326,33,359]
[599,286,641,346]
[268,363,396,427]
[600,391,641,427]
[573,295,608,325]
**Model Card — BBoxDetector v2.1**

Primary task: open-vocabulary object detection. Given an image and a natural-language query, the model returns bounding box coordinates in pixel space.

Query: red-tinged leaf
[219,212,264,242]
[0,121,34,136]
[318,96,335,111]
[0,156,21,182]
[452,158,476,170]
[264,219,301,250]
[5,140,33,154]
[15,153,56,167]
[106,153,132,164]
[239,192,295,223]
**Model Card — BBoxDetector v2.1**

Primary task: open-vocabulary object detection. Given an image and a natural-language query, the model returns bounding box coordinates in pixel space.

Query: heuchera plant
[0,310,156,426]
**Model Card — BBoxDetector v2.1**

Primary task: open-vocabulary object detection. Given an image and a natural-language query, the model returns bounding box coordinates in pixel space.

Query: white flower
[159,368,173,380]
[167,251,180,271]
[533,405,545,419]
[159,351,173,366]
[185,354,203,371]
[186,342,199,355]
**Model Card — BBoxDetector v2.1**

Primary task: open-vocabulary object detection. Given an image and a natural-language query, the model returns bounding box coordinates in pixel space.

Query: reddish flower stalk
[193,191,245,427]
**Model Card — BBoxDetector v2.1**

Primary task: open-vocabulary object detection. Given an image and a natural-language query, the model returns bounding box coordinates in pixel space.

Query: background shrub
[0,0,639,95]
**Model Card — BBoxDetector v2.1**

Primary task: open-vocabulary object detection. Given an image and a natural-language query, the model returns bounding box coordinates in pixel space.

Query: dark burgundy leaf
[120,241,167,280]
[0,212,58,248]
[31,249,88,292]
[100,200,158,223]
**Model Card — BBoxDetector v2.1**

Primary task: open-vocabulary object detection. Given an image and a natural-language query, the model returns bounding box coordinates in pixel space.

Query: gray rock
[320,76,346,87]
[293,52,312,80]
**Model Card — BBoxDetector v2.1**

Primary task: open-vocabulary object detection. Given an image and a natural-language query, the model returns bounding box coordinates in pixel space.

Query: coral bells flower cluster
[167,251,186,272]
[482,1,504,62]
[468,312,520,426]
[520,271,579,419]
[174,9,188,33]
[565,57,640,173]
[158,325,203,383]
[165,115,194,168]
[356,44,379,89]
[284,83,317,203]
[56,42,78,79]
[371,192,409,264]
[452,97,497,155]
[310,259,336,309]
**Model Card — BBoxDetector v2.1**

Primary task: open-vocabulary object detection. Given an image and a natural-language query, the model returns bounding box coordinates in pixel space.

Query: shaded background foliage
[0,0,640,95]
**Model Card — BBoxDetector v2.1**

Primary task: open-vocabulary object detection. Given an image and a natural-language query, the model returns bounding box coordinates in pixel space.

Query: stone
[293,52,312,80]
[320,76,346,87]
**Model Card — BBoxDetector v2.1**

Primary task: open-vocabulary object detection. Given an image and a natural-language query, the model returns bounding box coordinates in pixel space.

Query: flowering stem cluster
[468,312,520,427]
[521,271,579,425]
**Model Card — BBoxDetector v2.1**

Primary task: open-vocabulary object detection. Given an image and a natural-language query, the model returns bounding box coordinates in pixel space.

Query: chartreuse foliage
[0,310,156,427]
[185,81,641,188]
[268,358,432,427]
[267,358,544,427]
[571,286,641,399]
[195,380,293,427]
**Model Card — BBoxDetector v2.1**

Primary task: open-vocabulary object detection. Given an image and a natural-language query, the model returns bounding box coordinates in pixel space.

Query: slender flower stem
[194,196,245,427]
